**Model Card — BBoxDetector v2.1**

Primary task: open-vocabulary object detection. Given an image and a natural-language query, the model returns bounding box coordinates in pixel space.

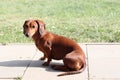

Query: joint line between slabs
[21,48,38,78]
[86,44,90,80]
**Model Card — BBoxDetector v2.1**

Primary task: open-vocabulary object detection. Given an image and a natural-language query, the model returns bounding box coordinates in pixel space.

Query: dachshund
[23,19,86,76]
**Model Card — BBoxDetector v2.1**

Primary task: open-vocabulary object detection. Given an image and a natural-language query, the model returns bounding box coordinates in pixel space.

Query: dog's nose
[25,33,29,37]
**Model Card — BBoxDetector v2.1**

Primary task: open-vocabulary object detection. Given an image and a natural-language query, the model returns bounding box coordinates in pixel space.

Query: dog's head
[23,19,45,38]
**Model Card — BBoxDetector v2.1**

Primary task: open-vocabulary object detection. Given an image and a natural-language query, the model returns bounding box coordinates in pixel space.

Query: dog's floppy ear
[23,20,28,27]
[35,20,46,36]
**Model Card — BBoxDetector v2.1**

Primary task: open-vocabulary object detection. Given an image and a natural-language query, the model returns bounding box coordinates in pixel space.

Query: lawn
[0,0,120,43]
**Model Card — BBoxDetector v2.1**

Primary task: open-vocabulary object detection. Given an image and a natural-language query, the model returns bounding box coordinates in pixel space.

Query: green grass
[0,0,120,43]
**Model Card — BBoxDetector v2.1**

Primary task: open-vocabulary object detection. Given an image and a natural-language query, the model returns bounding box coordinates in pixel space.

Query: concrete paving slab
[0,44,36,79]
[23,44,88,80]
[87,45,120,80]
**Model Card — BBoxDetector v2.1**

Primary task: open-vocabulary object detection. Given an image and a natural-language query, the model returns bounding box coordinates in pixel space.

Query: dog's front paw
[40,57,46,61]
[42,62,49,66]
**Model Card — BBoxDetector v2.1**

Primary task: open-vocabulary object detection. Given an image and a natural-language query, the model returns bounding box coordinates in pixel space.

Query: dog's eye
[31,26,35,28]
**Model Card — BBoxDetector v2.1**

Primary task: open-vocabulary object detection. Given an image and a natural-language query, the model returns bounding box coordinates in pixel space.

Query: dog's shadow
[0,60,63,73]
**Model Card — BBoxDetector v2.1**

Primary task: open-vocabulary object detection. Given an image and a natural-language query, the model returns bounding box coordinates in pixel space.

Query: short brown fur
[23,19,86,76]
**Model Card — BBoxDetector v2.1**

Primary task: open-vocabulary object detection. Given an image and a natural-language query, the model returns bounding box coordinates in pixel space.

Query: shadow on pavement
[0,60,63,72]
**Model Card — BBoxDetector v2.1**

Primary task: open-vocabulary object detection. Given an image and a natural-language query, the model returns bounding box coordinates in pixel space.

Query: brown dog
[23,19,86,76]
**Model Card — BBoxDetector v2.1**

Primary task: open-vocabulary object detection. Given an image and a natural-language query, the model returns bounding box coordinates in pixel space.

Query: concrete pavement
[0,43,120,80]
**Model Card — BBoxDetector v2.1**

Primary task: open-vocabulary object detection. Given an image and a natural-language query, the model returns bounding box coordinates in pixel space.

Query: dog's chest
[35,41,45,52]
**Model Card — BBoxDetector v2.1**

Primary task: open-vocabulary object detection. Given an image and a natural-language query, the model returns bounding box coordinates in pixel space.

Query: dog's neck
[32,31,46,42]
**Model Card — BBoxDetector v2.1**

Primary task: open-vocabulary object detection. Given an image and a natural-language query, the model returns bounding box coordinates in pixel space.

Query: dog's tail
[57,61,86,77]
